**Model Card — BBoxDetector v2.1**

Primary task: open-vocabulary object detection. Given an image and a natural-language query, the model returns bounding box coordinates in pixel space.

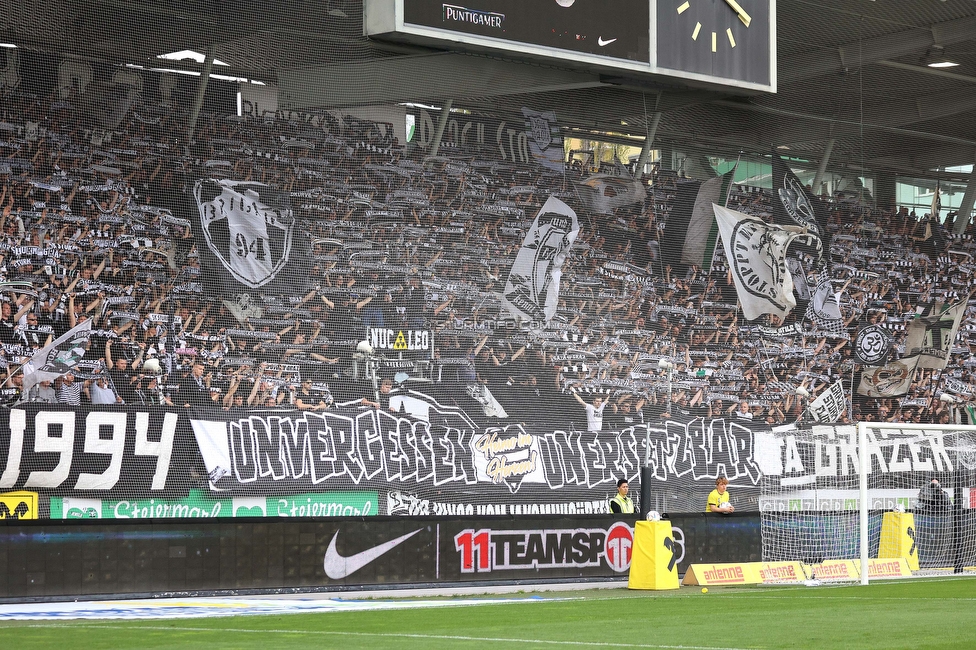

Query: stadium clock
[654,0,774,87]
[363,0,776,92]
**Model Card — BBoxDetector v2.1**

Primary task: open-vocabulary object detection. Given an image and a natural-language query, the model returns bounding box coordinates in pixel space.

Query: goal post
[859,420,868,586]
[760,422,976,584]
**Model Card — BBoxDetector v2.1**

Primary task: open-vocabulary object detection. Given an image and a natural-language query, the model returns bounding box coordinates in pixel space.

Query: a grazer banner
[758,424,976,512]
[0,404,973,520]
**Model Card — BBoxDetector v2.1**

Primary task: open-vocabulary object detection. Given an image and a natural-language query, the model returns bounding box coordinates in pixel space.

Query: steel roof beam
[780,15,976,82]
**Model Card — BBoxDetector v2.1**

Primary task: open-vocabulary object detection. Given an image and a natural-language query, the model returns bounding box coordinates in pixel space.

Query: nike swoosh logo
[598,37,617,47]
[323,528,422,579]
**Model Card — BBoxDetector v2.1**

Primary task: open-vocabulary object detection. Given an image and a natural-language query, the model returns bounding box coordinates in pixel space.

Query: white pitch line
[16,625,763,650]
[579,588,976,603]
[583,588,976,602]
[692,596,976,601]
[0,597,560,622]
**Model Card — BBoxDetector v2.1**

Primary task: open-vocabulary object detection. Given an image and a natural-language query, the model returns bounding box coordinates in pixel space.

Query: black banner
[188,403,765,514]
[0,403,768,517]
[2,405,969,521]
[0,405,196,498]
[0,513,762,598]
[771,152,829,246]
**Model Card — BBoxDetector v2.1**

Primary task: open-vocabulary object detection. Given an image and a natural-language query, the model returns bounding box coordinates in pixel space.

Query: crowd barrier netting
[0,29,974,521]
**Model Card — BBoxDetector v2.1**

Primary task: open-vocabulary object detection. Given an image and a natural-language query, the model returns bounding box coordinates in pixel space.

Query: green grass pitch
[2,577,975,649]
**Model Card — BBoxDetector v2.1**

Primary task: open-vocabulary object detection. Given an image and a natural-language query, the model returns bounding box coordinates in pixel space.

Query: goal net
[760,423,976,583]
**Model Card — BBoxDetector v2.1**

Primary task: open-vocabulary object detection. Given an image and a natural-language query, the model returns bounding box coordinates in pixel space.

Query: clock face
[655,0,772,87]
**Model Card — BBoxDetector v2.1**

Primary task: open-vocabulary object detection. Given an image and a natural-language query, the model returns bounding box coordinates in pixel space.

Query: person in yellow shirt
[706,476,734,513]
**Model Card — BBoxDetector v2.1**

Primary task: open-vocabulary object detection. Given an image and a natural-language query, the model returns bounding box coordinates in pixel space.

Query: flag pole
[850,363,855,422]
[705,155,740,279]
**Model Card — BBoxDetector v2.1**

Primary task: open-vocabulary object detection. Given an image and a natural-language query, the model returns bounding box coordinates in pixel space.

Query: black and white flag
[905,299,966,369]
[500,196,580,324]
[853,324,893,366]
[857,355,919,398]
[660,170,735,269]
[713,204,808,321]
[771,153,830,314]
[804,265,846,337]
[522,108,564,172]
[188,179,312,304]
[807,379,847,423]
[771,153,829,248]
[21,320,93,392]
[194,179,296,289]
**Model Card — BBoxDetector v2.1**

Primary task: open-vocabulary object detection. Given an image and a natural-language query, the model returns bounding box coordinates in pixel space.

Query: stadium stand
[0,88,972,429]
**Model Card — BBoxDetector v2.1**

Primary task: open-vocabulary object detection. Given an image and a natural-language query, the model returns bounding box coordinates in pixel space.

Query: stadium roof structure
[6,0,976,181]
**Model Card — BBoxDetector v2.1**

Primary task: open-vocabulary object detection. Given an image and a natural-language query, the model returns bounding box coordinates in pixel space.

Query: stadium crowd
[1,83,975,429]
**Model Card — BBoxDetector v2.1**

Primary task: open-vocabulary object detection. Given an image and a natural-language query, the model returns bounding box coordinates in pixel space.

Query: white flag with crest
[713,204,809,321]
[521,107,564,172]
[500,197,579,324]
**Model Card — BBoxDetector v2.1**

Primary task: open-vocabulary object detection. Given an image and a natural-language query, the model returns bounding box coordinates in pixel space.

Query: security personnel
[609,479,635,514]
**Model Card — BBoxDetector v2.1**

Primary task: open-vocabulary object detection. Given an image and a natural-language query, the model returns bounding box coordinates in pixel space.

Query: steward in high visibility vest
[609,478,635,514]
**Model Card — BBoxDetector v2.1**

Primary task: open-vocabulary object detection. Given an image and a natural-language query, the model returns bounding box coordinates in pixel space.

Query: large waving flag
[771,154,830,305]
[857,355,919,398]
[21,320,94,392]
[905,299,966,369]
[713,204,811,321]
[660,170,735,269]
[771,153,829,246]
[500,196,580,323]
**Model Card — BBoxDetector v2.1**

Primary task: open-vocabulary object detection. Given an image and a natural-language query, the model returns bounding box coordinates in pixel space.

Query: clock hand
[723,0,751,27]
